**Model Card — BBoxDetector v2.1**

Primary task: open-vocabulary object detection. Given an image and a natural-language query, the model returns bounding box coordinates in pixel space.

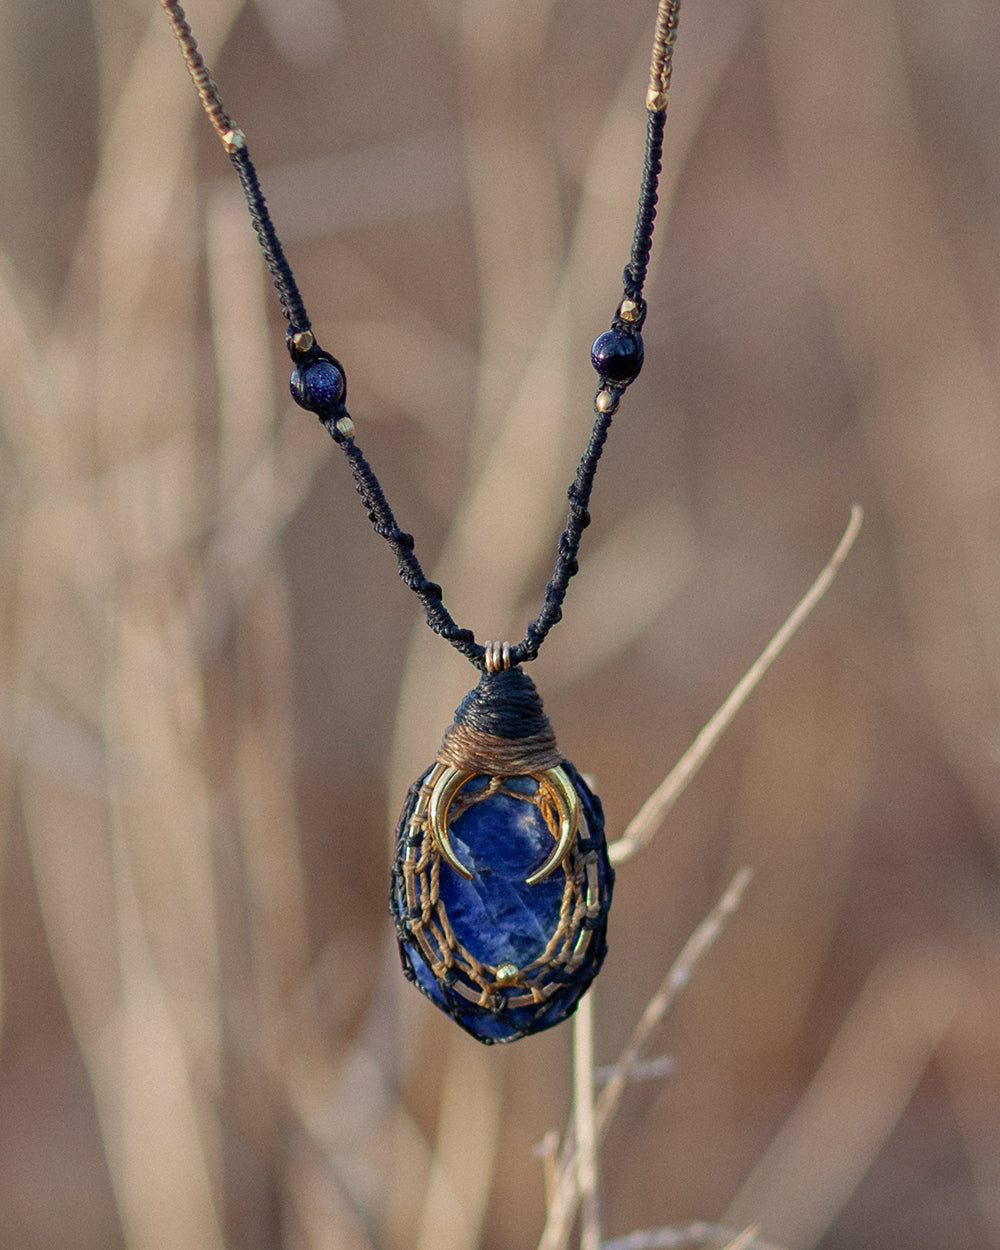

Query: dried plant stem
[537,1131,562,1211]
[595,868,752,1138]
[602,1223,783,1250]
[538,868,754,1250]
[720,1227,765,1250]
[611,505,863,866]
[574,991,602,1250]
[414,1038,505,1250]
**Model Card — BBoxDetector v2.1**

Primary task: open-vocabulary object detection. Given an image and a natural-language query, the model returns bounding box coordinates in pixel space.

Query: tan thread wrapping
[436,723,561,774]
[647,0,681,112]
[160,0,238,143]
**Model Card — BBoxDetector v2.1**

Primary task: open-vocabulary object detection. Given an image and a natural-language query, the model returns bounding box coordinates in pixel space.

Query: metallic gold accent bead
[595,389,620,415]
[292,330,315,354]
[619,299,641,322]
[646,89,668,112]
[222,128,246,152]
[335,416,355,440]
[495,962,519,984]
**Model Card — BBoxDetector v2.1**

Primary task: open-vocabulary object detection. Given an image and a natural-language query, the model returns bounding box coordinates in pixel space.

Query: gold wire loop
[483,640,512,673]
[427,764,580,885]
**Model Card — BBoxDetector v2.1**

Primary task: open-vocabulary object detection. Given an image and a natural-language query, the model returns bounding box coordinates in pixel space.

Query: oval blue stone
[391,762,613,1044]
[439,776,566,968]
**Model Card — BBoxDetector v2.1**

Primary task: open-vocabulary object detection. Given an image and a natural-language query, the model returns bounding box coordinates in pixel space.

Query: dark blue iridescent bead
[591,328,644,385]
[289,356,346,413]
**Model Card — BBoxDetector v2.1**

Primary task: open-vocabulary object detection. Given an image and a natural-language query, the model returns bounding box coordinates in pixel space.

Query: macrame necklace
[162,0,681,1044]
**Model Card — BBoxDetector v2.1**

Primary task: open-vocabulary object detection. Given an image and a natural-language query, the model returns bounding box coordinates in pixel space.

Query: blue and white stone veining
[440,777,566,968]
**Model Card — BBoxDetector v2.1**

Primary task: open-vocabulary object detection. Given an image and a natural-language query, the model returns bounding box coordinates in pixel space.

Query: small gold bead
[619,299,641,323]
[222,128,246,153]
[335,416,355,440]
[495,962,519,985]
[646,89,668,113]
[292,330,315,354]
[595,389,620,415]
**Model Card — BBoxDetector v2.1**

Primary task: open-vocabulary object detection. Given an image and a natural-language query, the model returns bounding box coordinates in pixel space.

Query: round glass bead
[590,328,644,385]
[289,357,346,413]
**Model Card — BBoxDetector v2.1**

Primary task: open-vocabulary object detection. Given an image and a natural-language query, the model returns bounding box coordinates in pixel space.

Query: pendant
[390,659,614,1043]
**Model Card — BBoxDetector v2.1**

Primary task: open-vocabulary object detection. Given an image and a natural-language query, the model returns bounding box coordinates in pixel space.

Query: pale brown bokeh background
[2,1,999,1248]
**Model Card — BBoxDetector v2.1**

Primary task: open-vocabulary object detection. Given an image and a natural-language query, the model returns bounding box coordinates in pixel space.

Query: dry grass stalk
[534,509,861,1247]
[611,506,863,867]
[600,1220,783,1249]
[574,990,602,1250]
[538,868,753,1250]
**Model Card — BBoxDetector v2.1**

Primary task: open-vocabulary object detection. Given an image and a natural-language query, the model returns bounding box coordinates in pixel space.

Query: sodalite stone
[391,762,614,1044]
[439,776,565,968]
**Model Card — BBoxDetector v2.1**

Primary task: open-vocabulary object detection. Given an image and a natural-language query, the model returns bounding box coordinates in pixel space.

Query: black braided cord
[338,438,481,664]
[513,409,612,665]
[228,146,312,335]
[217,95,668,674]
[624,109,666,304]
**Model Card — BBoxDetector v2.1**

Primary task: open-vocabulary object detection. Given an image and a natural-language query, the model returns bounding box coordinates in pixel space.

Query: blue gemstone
[391,762,613,1044]
[289,357,345,413]
[439,777,566,968]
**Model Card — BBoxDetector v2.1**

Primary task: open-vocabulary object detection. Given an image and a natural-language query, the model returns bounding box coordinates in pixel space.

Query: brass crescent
[427,767,476,879]
[426,765,580,886]
[525,767,581,885]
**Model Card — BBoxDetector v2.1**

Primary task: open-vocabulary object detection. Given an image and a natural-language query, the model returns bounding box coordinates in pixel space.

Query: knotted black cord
[513,104,667,666]
[162,0,678,675]
[229,146,312,336]
[512,410,612,665]
[624,109,666,305]
[338,439,481,664]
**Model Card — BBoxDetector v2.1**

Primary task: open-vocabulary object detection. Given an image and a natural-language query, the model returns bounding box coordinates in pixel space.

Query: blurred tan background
[2,0,1000,1247]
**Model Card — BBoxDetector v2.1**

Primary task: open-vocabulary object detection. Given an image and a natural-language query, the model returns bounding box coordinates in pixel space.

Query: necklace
[162,0,681,1044]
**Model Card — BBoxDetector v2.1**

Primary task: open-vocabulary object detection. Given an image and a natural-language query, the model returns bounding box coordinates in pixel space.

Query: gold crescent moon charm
[426,763,580,885]
[524,766,581,885]
[427,766,476,879]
